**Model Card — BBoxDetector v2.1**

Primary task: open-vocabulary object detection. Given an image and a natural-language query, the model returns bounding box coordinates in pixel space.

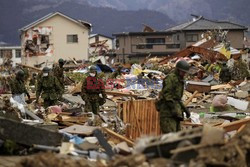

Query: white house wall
[21,14,89,67]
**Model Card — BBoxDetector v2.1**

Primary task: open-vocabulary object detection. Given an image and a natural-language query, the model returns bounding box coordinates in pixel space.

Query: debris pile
[0,29,249,166]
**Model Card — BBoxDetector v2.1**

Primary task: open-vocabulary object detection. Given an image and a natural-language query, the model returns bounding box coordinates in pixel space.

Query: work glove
[179,101,190,119]
[185,109,191,119]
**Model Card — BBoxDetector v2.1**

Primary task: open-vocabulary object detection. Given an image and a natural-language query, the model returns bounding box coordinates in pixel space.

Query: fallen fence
[117,99,161,140]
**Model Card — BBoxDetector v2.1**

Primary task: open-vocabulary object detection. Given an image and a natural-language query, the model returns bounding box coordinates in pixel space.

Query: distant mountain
[87,0,250,25]
[0,0,174,45]
[1,0,249,45]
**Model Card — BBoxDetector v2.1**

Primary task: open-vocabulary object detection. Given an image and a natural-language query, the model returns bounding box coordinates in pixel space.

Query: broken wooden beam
[219,118,250,132]
[197,95,211,104]
[106,91,139,98]
[184,90,199,106]
[16,63,41,72]
[103,127,134,147]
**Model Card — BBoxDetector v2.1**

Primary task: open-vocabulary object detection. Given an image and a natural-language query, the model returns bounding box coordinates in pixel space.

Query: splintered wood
[118,100,161,140]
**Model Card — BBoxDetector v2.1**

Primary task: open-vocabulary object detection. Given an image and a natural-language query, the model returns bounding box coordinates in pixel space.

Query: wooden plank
[149,100,153,134]
[237,124,246,133]
[16,63,42,72]
[197,95,211,104]
[123,102,127,123]
[103,128,134,147]
[219,118,250,132]
[106,91,139,98]
[148,100,151,134]
[117,103,121,118]
[211,84,232,90]
[136,100,140,137]
[131,98,142,137]
[57,115,88,123]
[151,100,156,135]
[143,100,146,135]
[184,90,199,106]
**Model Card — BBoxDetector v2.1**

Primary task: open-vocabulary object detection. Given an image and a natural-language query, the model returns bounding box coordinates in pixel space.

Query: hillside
[0,0,174,45]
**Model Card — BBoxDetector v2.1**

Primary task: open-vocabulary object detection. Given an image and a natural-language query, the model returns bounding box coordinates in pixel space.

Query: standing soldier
[53,58,65,99]
[36,67,63,108]
[81,66,107,114]
[219,62,231,83]
[155,60,191,134]
[9,70,30,105]
[110,64,123,79]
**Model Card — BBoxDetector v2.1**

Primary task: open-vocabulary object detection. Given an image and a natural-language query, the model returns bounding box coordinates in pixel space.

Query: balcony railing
[132,43,180,53]
[135,43,180,49]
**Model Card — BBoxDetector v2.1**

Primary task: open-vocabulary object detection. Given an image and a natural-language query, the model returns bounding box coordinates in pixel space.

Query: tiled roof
[166,17,248,31]
[20,11,92,31]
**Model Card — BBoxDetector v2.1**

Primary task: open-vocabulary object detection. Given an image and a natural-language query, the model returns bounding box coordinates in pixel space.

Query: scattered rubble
[0,29,249,166]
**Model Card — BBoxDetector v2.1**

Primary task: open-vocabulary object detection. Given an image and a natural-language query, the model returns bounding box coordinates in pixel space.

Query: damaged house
[20,12,92,67]
[0,46,21,67]
[113,15,247,63]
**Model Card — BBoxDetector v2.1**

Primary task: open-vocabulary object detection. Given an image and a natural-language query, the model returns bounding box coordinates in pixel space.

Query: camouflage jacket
[9,77,28,95]
[159,70,184,102]
[36,75,63,100]
[219,66,231,82]
[52,65,64,84]
[158,70,185,118]
[81,75,107,102]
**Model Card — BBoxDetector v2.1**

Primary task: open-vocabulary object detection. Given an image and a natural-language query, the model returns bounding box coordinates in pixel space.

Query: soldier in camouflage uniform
[52,58,65,99]
[81,66,107,114]
[110,64,123,79]
[36,67,63,108]
[9,70,30,104]
[156,60,191,134]
[219,62,231,83]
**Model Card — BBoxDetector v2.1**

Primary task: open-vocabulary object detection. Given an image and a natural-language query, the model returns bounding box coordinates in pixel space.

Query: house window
[0,49,12,58]
[67,35,78,43]
[177,35,180,41]
[15,49,21,58]
[166,44,180,49]
[146,38,165,44]
[136,44,153,49]
[186,34,198,42]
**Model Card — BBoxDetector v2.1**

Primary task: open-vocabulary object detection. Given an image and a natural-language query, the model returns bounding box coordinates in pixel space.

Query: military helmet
[58,58,64,63]
[176,60,190,73]
[89,65,97,72]
[16,70,24,77]
[42,67,50,73]
[118,64,123,69]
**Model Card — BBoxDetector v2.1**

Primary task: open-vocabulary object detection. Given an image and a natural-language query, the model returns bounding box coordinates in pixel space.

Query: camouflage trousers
[58,82,64,99]
[160,117,181,134]
[84,100,100,115]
